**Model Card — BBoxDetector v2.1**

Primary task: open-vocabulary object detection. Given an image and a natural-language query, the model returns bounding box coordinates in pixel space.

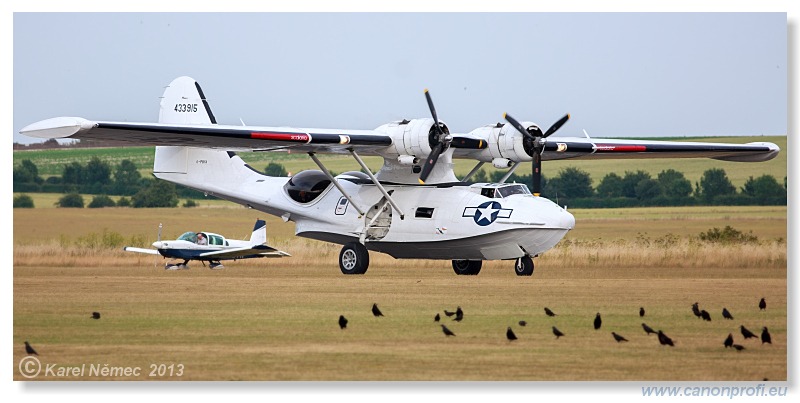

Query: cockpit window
[497,185,531,198]
[284,170,332,204]
[178,232,197,242]
[482,184,531,199]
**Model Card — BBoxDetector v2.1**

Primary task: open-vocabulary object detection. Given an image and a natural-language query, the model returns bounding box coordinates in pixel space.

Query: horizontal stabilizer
[199,244,291,259]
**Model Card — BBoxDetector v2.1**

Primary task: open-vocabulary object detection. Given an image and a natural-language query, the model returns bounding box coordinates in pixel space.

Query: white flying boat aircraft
[21,77,779,276]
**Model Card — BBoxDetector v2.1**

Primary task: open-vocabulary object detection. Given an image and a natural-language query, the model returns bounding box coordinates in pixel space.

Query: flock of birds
[332,298,773,351]
[24,299,772,357]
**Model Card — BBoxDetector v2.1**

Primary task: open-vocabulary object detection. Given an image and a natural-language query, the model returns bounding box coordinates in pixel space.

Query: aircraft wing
[529,137,779,163]
[198,245,291,260]
[20,117,393,154]
[123,246,160,255]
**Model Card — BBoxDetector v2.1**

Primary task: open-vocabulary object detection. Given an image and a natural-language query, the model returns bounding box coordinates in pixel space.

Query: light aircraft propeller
[503,112,570,196]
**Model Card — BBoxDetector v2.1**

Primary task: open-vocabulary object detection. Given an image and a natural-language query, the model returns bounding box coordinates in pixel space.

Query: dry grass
[12,205,787,381]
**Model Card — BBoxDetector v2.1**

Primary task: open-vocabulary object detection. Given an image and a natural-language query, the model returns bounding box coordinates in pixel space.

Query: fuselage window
[283,170,332,204]
[481,188,497,198]
[209,235,224,245]
[497,185,531,198]
[415,207,435,218]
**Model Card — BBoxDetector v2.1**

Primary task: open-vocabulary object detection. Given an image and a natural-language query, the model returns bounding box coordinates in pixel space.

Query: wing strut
[308,152,366,217]
[461,161,485,182]
[498,162,521,184]
[348,149,405,220]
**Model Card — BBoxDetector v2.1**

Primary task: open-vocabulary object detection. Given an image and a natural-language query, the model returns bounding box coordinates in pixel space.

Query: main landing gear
[450,256,534,276]
[339,242,369,275]
[165,260,189,270]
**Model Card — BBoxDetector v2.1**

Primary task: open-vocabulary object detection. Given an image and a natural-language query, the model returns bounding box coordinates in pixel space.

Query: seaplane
[123,219,290,270]
[20,77,780,276]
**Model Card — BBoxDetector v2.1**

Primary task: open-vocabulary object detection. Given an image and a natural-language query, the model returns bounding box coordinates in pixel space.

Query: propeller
[418,89,487,184]
[503,113,570,196]
[419,89,451,184]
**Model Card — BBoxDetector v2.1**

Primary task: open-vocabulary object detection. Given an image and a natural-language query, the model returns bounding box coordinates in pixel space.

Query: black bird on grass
[24,341,38,356]
[454,306,464,322]
[552,326,565,339]
[371,303,383,317]
[657,330,674,346]
[441,324,455,337]
[761,327,772,344]
[701,310,712,321]
[594,313,602,330]
[612,332,629,343]
[722,308,734,320]
[639,307,645,317]
[759,298,766,311]
[91,312,101,320]
[733,344,745,351]
[724,333,734,348]
[507,327,517,341]
[518,320,527,327]
[444,310,456,317]
[434,313,440,322]
[741,325,757,339]
[544,307,556,317]
[692,302,702,318]
[338,315,348,329]
[642,323,657,335]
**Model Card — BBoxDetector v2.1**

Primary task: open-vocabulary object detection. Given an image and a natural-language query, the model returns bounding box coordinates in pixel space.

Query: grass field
[12,206,786,381]
[14,135,786,189]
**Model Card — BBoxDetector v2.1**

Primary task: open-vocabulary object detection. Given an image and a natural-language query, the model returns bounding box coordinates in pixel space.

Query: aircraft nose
[152,241,165,249]
[559,209,575,229]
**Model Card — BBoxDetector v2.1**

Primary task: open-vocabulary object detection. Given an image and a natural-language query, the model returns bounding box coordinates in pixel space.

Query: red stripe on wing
[250,132,309,142]
[594,144,647,152]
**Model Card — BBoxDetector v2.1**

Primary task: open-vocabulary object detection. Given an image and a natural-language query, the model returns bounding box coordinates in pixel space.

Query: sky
[12,12,787,144]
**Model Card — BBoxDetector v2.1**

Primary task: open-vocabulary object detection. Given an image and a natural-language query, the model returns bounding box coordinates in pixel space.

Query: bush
[56,193,84,208]
[698,225,758,244]
[88,195,116,208]
[13,194,35,208]
[116,197,132,207]
[182,199,198,208]
[132,180,179,208]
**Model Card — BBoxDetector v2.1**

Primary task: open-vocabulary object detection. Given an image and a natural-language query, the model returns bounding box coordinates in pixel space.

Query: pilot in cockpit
[196,233,207,245]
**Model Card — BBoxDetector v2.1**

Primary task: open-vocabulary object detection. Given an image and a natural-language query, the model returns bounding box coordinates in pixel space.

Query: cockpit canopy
[284,170,332,203]
[474,183,532,199]
[177,231,226,246]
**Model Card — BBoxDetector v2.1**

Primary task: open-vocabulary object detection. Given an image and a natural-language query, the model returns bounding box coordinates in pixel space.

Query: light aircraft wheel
[452,260,481,275]
[339,242,369,275]
[514,256,534,276]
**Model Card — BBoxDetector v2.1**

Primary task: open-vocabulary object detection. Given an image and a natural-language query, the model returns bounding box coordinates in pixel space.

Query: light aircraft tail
[250,219,267,246]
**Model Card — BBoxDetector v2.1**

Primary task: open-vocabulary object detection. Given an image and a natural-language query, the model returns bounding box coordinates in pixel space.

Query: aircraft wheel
[339,242,369,275]
[452,259,482,275]
[514,256,534,276]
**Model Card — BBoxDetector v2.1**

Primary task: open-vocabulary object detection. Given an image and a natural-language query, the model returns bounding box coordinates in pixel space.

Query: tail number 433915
[174,103,198,113]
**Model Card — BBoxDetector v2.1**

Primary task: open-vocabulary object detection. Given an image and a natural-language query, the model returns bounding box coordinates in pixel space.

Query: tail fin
[250,219,267,246]
[158,76,217,125]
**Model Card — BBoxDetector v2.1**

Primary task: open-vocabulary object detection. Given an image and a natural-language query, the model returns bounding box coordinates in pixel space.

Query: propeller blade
[418,142,445,184]
[503,113,530,139]
[424,89,442,134]
[532,151,542,196]
[543,114,570,138]
[450,136,486,149]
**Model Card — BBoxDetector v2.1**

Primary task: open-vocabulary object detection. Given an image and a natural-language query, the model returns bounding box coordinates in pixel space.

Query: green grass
[14,136,786,188]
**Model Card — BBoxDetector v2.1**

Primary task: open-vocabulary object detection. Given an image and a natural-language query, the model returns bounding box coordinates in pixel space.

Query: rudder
[158,76,217,125]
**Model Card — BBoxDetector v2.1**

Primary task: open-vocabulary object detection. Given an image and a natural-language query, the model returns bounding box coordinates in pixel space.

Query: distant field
[12,205,786,380]
[14,136,786,188]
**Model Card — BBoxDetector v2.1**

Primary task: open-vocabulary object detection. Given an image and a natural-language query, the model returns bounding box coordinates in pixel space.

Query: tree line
[13,158,785,209]
[471,167,786,208]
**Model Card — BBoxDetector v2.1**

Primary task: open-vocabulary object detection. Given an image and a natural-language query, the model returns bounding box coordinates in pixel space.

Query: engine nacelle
[374,118,448,159]
[462,122,536,163]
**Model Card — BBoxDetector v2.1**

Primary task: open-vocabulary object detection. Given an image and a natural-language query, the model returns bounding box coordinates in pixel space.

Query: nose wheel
[514,256,534,276]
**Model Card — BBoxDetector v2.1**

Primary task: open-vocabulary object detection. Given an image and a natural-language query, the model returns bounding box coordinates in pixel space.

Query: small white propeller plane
[21,77,780,276]
[123,219,290,270]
